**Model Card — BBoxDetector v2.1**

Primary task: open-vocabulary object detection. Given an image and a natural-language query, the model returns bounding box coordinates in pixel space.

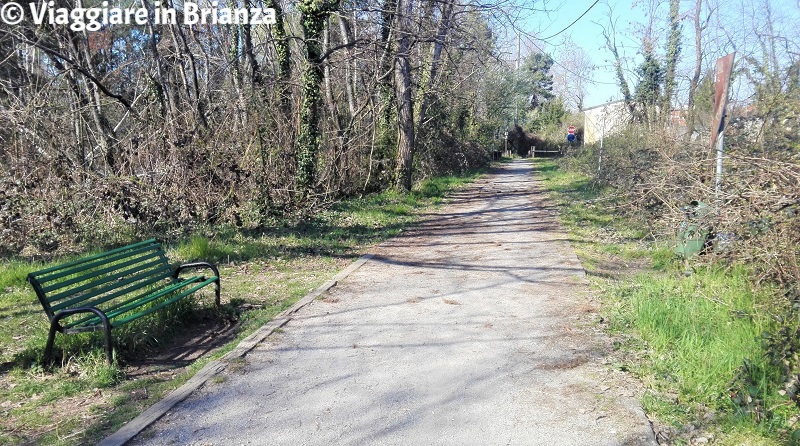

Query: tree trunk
[141,0,175,122]
[662,0,681,125]
[266,0,291,110]
[241,0,263,89]
[686,0,705,134]
[416,0,455,131]
[72,30,116,173]
[600,13,634,116]
[169,21,207,128]
[323,20,345,189]
[393,0,415,192]
[338,14,357,117]
[296,0,341,194]
[228,15,246,125]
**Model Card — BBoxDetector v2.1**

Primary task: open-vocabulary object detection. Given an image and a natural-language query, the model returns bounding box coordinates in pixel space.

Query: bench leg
[102,325,114,365]
[43,321,60,365]
[45,308,115,366]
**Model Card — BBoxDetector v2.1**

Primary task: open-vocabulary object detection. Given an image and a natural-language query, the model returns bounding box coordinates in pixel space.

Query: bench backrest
[27,239,174,321]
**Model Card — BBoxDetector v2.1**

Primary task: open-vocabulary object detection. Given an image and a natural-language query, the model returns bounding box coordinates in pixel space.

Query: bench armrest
[46,307,113,365]
[173,262,221,305]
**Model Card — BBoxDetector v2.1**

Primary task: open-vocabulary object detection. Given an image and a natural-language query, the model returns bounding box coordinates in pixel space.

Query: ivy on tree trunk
[296,0,341,195]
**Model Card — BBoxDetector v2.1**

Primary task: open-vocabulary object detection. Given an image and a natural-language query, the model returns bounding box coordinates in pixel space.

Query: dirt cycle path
[128,160,656,445]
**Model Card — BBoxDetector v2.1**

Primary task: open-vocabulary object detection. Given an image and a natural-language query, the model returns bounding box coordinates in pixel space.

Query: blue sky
[529,0,634,107]
[494,0,645,108]
[502,0,800,109]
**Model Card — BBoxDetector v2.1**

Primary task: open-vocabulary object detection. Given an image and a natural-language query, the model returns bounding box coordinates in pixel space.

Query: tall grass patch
[610,266,772,410]
[536,156,800,443]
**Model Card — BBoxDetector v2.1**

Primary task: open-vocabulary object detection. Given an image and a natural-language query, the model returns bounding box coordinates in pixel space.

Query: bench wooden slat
[51,266,174,315]
[46,258,171,308]
[49,269,172,328]
[34,245,163,288]
[40,250,165,295]
[112,277,219,326]
[63,275,209,329]
[30,239,158,278]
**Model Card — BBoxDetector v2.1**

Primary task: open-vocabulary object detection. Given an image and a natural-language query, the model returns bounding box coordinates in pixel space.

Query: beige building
[582,100,631,145]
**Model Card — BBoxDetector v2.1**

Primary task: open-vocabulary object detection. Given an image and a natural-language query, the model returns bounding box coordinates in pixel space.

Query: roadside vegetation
[524,3,799,441]
[1,0,797,443]
[535,155,800,445]
[0,171,481,445]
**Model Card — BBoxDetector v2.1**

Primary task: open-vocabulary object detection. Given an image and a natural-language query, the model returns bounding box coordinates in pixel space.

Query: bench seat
[27,239,220,365]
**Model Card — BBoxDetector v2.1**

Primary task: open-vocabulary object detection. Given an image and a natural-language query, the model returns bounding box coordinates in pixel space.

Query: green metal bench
[27,239,221,365]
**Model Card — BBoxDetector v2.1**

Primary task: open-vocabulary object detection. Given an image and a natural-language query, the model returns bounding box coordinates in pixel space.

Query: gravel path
[129,160,656,445]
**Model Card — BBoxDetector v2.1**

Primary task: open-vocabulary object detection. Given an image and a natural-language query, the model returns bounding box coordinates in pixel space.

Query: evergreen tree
[522,53,555,109]
[633,51,664,123]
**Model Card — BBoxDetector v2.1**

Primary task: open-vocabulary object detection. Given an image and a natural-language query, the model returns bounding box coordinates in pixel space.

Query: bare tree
[393,0,416,191]
[686,0,714,134]
[662,0,682,123]
[552,38,594,112]
[0,0,526,255]
[597,7,635,115]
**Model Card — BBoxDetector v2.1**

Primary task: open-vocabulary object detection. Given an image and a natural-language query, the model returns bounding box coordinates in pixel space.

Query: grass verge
[0,169,483,445]
[533,158,798,445]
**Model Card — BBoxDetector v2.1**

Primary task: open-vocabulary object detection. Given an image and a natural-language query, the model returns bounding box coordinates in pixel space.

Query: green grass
[533,158,797,445]
[171,173,482,266]
[0,170,483,445]
[610,267,772,408]
[533,158,662,276]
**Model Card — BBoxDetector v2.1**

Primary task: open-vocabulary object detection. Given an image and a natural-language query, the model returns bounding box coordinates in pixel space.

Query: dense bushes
[0,0,500,258]
[564,122,800,285]
[560,115,800,423]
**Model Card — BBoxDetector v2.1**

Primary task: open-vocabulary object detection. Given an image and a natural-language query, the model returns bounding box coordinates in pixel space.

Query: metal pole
[597,109,606,175]
[597,132,603,174]
[714,117,725,210]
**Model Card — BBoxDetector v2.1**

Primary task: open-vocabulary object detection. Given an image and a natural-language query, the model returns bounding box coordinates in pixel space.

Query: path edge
[98,254,375,446]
